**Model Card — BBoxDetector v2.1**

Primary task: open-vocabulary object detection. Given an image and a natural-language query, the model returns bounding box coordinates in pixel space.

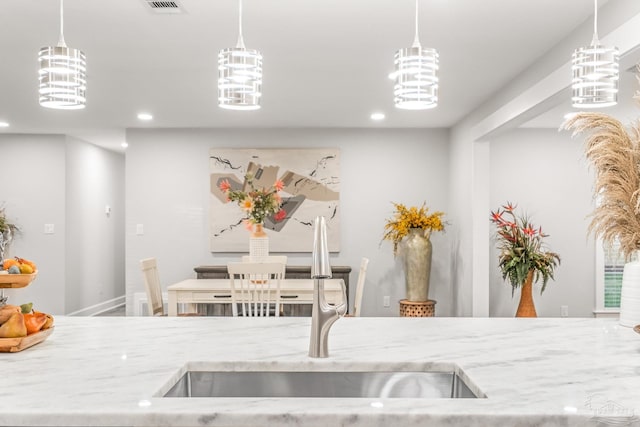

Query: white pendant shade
[218,0,262,111]
[571,0,619,108]
[38,0,86,110]
[218,47,262,110]
[571,44,619,108]
[393,0,438,110]
[38,45,86,110]
[393,46,439,110]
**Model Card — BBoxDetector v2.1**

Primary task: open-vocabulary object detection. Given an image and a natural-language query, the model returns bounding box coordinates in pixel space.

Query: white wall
[448,125,474,316]
[0,135,66,313]
[125,128,452,317]
[65,137,125,313]
[446,1,640,318]
[489,129,594,317]
[0,134,125,315]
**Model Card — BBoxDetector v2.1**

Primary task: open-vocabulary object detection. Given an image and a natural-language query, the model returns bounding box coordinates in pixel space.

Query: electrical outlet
[383,296,390,307]
[561,305,569,317]
[136,224,144,235]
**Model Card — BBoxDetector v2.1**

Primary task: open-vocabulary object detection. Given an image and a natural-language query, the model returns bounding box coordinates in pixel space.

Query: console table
[193,265,352,315]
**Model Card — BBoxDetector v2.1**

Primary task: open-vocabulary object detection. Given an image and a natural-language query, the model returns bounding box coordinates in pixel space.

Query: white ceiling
[0,0,619,151]
[522,67,640,129]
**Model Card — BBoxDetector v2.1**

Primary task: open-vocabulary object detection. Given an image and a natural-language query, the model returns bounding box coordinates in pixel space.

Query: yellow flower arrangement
[382,202,445,256]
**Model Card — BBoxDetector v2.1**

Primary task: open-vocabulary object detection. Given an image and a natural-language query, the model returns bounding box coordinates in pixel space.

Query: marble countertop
[1,316,639,427]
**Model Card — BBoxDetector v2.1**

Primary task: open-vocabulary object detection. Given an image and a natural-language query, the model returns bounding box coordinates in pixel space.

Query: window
[595,239,623,315]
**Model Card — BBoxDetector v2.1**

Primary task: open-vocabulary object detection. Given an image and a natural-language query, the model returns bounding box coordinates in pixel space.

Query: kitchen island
[0,316,638,427]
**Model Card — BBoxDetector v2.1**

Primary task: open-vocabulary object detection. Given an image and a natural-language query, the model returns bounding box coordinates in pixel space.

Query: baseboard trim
[67,295,126,317]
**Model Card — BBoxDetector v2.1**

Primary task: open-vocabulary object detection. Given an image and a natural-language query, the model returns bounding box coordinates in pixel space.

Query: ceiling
[0,0,620,151]
[522,67,640,129]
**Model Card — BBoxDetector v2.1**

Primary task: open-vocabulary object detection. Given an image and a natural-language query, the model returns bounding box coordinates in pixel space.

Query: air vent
[142,0,184,14]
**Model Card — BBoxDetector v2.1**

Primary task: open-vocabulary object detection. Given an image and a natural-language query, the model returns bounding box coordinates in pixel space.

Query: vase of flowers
[383,203,445,302]
[0,206,18,261]
[490,202,560,317]
[219,173,285,260]
[564,112,640,326]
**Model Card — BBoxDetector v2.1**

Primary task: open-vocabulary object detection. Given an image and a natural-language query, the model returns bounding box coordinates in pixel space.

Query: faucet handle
[333,280,348,318]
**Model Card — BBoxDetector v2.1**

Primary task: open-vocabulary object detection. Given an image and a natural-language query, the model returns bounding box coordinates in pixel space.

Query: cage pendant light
[571,0,619,108]
[218,0,262,110]
[38,0,86,110]
[393,0,438,110]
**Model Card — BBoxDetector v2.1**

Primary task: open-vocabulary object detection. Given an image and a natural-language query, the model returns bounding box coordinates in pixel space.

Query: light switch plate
[136,224,144,235]
[44,224,54,234]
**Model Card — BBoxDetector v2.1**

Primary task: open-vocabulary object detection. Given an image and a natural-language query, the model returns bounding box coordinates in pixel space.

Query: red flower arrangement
[490,202,560,295]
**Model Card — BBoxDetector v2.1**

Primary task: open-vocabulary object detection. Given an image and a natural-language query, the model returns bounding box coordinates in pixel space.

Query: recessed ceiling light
[137,113,153,121]
[371,112,385,121]
[121,142,129,148]
[0,122,9,128]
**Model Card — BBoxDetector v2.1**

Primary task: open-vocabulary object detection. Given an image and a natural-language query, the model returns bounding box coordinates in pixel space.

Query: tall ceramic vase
[0,229,12,261]
[619,260,640,327]
[515,270,537,317]
[249,223,269,261]
[399,228,432,302]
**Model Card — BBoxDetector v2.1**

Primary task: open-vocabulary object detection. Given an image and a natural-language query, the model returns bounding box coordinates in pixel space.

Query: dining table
[166,278,345,316]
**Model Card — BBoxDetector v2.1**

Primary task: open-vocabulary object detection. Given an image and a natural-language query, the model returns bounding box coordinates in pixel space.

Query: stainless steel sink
[162,370,481,398]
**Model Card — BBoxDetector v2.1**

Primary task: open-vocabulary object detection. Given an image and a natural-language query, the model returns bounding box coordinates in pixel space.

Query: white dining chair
[140,257,204,316]
[241,255,288,280]
[227,261,285,317]
[140,258,165,316]
[241,255,288,264]
[352,257,369,317]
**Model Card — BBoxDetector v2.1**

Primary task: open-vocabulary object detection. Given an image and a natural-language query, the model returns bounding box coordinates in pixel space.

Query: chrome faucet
[309,216,347,358]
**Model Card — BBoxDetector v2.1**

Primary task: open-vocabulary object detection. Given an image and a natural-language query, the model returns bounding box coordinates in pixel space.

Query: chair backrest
[241,255,288,271]
[140,257,164,316]
[353,257,369,317]
[227,261,285,317]
[241,255,288,279]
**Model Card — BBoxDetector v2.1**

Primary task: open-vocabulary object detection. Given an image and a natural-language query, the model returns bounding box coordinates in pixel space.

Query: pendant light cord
[412,0,421,48]
[236,0,246,49]
[591,0,599,46]
[57,0,67,47]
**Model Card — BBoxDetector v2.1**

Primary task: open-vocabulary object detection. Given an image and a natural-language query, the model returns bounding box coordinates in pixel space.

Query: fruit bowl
[0,327,53,352]
[0,271,38,288]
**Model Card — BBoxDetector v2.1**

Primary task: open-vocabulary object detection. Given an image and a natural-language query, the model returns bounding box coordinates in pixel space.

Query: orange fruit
[2,259,18,270]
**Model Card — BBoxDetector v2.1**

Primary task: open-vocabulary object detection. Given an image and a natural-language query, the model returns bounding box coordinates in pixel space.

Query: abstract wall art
[210,148,340,252]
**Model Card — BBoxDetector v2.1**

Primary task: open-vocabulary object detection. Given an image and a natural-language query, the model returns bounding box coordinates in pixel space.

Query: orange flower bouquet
[219,173,285,230]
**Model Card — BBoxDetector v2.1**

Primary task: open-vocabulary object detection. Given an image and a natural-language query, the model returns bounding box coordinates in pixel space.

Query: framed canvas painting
[210,148,340,252]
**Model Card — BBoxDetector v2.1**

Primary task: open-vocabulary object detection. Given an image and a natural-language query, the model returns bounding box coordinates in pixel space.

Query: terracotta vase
[516,270,537,317]
[398,228,433,302]
[249,223,269,261]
